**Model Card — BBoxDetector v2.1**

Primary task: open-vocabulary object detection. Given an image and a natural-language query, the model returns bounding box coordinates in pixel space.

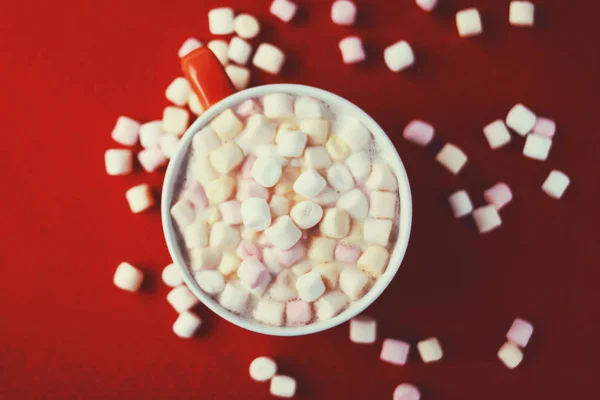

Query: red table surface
[1,0,599,398]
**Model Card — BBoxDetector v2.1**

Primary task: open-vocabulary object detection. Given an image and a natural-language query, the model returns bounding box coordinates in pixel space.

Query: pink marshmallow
[219,200,243,225]
[506,318,534,348]
[331,1,357,26]
[182,182,208,211]
[533,117,556,138]
[236,179,270,202]
[270,0,298,23]
[403,119,435,147]
[334,243,362,263]
[483,182,513,210]
[339,36,366,64]
[240,155,257,179]
[237,256,269,289]
[393,383,421,400]
[138,147,168,173]
[111,116,140,146]
[277,242,306,267]
[416,0,438,12]
[236,99,263,119]
[237,240,263,261]
[286,300,312,325]
[105,149,133,176]
[380,339,410,365]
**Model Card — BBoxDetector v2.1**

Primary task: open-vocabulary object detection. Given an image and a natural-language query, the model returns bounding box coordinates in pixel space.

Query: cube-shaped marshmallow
[241,197,272,231]
[126,184,154,213]
[254,299,285,326]
[506,103,536,136]
[363,219,392,246]
[320,208,351,239]
[253,43,286,75]
[165,77,191,107]
[228,37,253,65]
[190,248,221,271]
[456,8,483,37]
[497,342,523,369]
[357,245,389,277]
[286,300,312,325]
[483,182,513,210]
[483,120,512,149]
[208,7,235,35]
[234,14,261,39]
[448,190,473,218]
[533,117,556,138]
[294,96,324,120]
[167,285,200,313]
[472,205,502,233]
[380,339,410,365]
[369,191,397,219]
[327,164,354,192]
[138,147,168,173]
[542,170,570,199]
[350,316,377,344]
[294,169,327,198]
[265,216,302,250]
[417,337,443,362]
[346,151,371,181]
[205,176,236,204]
[225,65,251,91]
[207,40,229,65]
[173,311,202,338]
[339,36,366,64]
[509,1,535,27]
[436,143,467,175]
[339,266,370,300]
[113,262,143,292]
[105,149,133,176]
[139,120,165,148]
[523,134,552,161]
[314,290,348,320]
[270,0,298,22]
[384,41,415,72]
[219,281,250,313]
[162,106,190,137]
[326,135,351,161]
[403,119,434,146]
[178,37,203,58]
[331,0,357,26]
[300,119,329,145]
[195,270,226,295]
[209,142,244,174]
[305,146,333,170]
[337,189,369,221]
[270,375,297,398]
[308,236,336,261]
[506,318,534,348]
[111,116,140,146]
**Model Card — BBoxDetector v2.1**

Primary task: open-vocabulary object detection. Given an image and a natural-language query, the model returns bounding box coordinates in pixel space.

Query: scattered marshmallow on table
[234,14,260,39]
[417,337,443,363]
[369,191,397,219]
[162,263,183,288]
[277,130,307,157]
[188,92,204,116]
[265,216,302,250]
[178,37,203,58]
[523,134,552,161]
[380,339,410,365]
[346,152,371,182]
[159,134,181,159]
[190,248,221,271]
[366,162,398,191]
[533,117,556,138]
[249,357,277,382]
[207,40,229,65]
[172,311,202,339]
[270,375,297,398]
[192,126,220,158]
[113,262,143,292]
[209,142,244,174]
[300,119,329,145]
[252,157,282,188]
[416,0,438,12]
[105,149,133,176]
[320,208,351,239]
[225,65,251,91]
[403,120,434,146]
[295,96,323,120]
[126,184,154,213]
[167,285,200,313]
[270,0,298,23]
[484,182,513,210]
[254,299,285,326]
[456,8,483,37]
[208,7,234,35]
[483,120,512,150]
[253,43,286,75]
[219,281,250,313]
[228,37,253,65]
[308,236,336,261]
[162,106,190,136]
[339,36,366,64]
[509,1,535,27]
[111,116,140,146]
[337,189,368,220]
[335,243,362,263]
[219,200,242,225]
[542,170,570,199]
[363,219,392,247]
[384,41,415,72]
[296,271,326,302]
[205,177,236,204]
[138,147,168,173]
[506,103,536,136]
[238,256,269,289]
[305,146,333,170]
[327,164,354,192]
[393,383,421,400]
[448,190,474,218]
[241,198,272,231]
[350,316,377,344]
[339,266,370,300]
[210,221,241,250]
[436,143,468,175]
[497,342,524,369]
[506,318,534,348]
[139,120,165,148]
[290,201,323,229]
[165,77,191,107]
[294,169,327,198]
[171,199,195,228]
[331,0,357,26]
[326,136,351,161]
[286,300,312,325]
[357,245,389,277]
[472,205,502,233]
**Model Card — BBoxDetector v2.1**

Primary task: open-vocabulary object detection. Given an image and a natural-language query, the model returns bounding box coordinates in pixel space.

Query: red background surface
[1,0,598,398]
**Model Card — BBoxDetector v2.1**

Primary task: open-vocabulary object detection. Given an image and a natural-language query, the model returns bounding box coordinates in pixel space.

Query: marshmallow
[195,270,225,295]
[542,170,570,199]
[507,318,534,348]
[254,299,285,326]
[178,37,203,58]
[334,243,362,263]
[278,242,306,267]
[296,271,326,302]
[219,281,250,313]
[200,207,222,225]
[234,14,261,39]
[472,205,502,234]
[265,216,302,250]
[308,236,336,261]
[192,127,221,158]
[497,342,523,369]
[139,121,165,148]
[339,266,369,300]
[380,339,410,365]
[191,157,218,186]
[334,116,371,152]
[252,157,282,188]
[277,130,307,158]
[172,311,202,339]
[236,98,262,118]
[165,77,191,107]
[247,271,273,297]
[219,200,242,225]
[305,146,332,170]
[339,36,366,64]
[327,164,354,192]
[270,0,298,22]
[314,290,348,319]
[350,316,377,344]
[384,41,415,72]
[367,162,398,191]
[253,43,286,75]
[237,179,270,201]
[208,7,234,35]
[509,1,535,27]
[483,120,512,149]
[126,184,154,213]
[240,155,257,179]
[448,190,473,218]
[241,227,260,241]
[138,147,168,173]
[337,189,368,221]
[210,143,244,174]
[312,262,340,290]
[369,191,397,219]
[435,144,468,175]
[346,151,371,181]
[113,262,143,292]
[105,149,133,176]
[523,134,552,161]
[183,217,209,249]
[158,134,181,159]
[236,241,262,261]
[228,37,253,65]
[326,135,351,161]
[484,182,513,210]
[357,245,389,277]
[249,357,277,382]
[210,221,241,250]
[162,263,184,288]
[416,0,437,12]
[263,93,294,120]
[331,0,357,25]
[111,116,140,146]
[162,106,190,137]
[417,337,443,362]
[393,384,421,400]
[210,109,243,142]
[270,375,297,399]
[205,176,236,204]
[300,119,329,145]
[251,144,286,165]
[275,166,302,195]
[533,117,556,138]
[218,252,241,276]
[269,195,291,217]
[291,260,311,276]
[286,300,312,325]
[239,115,277,151]
[190,248,222,271]
[294,96,324,120]
[241,198,272,231]
[403,119,434,146]
[312,186,341,207]
[290,201,323,229]
[207,40,229,65]
[320,208,351,239]
[183,183,208,211]
[267,274,296,301]
[294,169,327,198]
[237,256,269,289]
[167,285,200,313]
[456,8,483,37]
[188,93,204,116]
[225,65,251,91]
[506,103,536,136]
[342,222,364,248]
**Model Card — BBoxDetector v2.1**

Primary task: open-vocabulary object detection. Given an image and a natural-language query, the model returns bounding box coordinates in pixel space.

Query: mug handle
[181,47,236,111]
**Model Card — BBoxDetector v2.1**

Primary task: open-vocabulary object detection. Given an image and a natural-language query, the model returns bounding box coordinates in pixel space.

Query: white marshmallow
[113,262,143,292]
[448,190,474,218]
[313,262,340,289]
[139,121,165,149]
[191,157,218,186]
[254,299,285,326]
[265,216,302,250]
[252,157,282,188]
[172,311,202,338]
[357,245,389,277]
[225,65,251,91]
[300,119,329,145]
[304,146,333,170]
[188,92,204,116]
[418,337,443,362]
[192,126,221,158]
[366,162,398,191]
[294,169,327,198]
[207,40,229,65]
[498,342,523,369]
[290,261,311,277]
[295,96,324,120]
[339,266,370,300]
[205,177,235,204]
[320,208,351,239]
[326,164,354,192]
[195,270,225,295]
[277,130,307,157]
[251,144,286,165]
[345,151,371,181]
[253,43,286,75]
[308,236,336,261]
[234,14,261,39]
[165,77,191,107]
[210,108,243,142]
[158,134,181,159]
[506,103,536,136]
[111,116,140,146]
[270,195,291,217]
[219,281,250,313]
[334,116,371,152]
[183,217,209,249]
[126,184,154,213]
[217,252,241,276]
[290,201,323,229]
[363,219,392,246]
[178,37,203,58]
[262,247,283,275]
[350,316,377,344]
[326,135,351,161]
[209,143,244,174]
[523,134,552,161]
[472,205,502,233]
[263,93,294,120]
[384,41,415,72]
[241,198,272,231]
[542,170,570,199]
[190,248,221,271]
[456,8,483,37]
[314,290,348,320]
[162,263,183,288]
[339,36,366,64]
[331,0,357,26]
[337,189,369,221]
[270,375,297,399]
[270,0,298,22]
[312,186,341,206]
[210,221,241,250]
[483,120,512,149]
[239,113,277,146]
[167,285,199,312]
[105,149,133,176]
[162,106,190,136]
[369,191,397,219]
[250,357,277,382]
[296,271,326,302]
[435,143,468,175]
[208,7,234,35]
[509,1,535,27]
[416,0,438,12]
[228,37,253,65]
[200,207,221,225]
